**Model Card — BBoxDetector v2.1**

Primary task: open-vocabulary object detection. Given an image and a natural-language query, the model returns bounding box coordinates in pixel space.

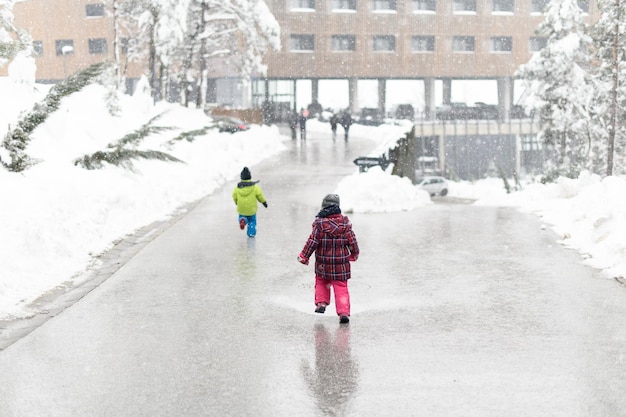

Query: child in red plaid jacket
[298,194,359,324]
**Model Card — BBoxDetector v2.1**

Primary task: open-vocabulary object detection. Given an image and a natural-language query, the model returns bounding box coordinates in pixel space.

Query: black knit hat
[321,194,340,208]
[241,167,251,180]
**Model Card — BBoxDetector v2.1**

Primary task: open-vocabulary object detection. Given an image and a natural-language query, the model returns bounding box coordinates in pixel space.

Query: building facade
[3,0,598,116]
[256,0,597,117]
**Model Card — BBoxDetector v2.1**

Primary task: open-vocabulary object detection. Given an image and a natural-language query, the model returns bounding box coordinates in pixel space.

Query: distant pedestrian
[339,111,353,141]
[299,108,308,140]
[289,111,298,140]
[298,194,359,324]
[330,113,338,140]
[232,167,268,238]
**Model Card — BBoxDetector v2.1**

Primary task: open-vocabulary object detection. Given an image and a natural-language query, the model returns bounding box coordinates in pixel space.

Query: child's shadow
[301,324,359,416]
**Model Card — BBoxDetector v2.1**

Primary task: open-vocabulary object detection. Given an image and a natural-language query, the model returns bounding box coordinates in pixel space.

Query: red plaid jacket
[300,213,359,281]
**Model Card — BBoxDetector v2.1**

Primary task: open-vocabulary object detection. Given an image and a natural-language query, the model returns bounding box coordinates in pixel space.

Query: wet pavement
[1,128,626,416]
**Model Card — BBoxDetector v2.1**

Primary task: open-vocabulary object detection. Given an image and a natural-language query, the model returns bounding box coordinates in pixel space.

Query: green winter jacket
[232,180,267,216]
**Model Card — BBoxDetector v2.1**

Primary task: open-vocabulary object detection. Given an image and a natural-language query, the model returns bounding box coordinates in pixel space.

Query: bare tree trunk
[195,1,208,109]
[148,9,159,102]
[111,0,121,90]
[608,0,620,177]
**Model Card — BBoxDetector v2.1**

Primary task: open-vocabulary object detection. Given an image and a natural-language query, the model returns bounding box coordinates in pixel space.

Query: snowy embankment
[0,81,288,319]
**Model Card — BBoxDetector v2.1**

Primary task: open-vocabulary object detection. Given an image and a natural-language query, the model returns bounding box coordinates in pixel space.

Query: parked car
[213,116,250,133]
[416,176,449,196]
[357,108,385,126]
[473,102,499,119]
[435,102,471,120]
[394,104,415,120]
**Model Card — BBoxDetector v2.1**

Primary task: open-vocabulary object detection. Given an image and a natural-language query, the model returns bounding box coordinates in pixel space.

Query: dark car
[473,102,499,119]
[395,104,415,120]
[357,108,385,126]
[435,102,471,120]
[213,117,250,133]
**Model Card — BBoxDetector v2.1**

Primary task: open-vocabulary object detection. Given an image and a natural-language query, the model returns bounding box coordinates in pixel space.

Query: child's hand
[349,254,358,262]
[297,254,309,265]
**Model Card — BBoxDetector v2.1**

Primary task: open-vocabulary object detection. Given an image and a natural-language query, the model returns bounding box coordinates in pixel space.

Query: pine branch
[110,113,174,148]
[2,62,110,172]
[74,148,182,170]
[169,126,211,143]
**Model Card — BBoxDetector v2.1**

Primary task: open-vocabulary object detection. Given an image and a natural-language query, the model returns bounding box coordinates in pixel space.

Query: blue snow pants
[239,214,257,237]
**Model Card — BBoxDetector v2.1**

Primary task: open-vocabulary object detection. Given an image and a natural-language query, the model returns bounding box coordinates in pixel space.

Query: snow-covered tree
[592,0,626,176]
[0,0,31,68]
[180,0,280,107]
[114,0,279,105]
[516,0,595,179]
[113,0,189,100]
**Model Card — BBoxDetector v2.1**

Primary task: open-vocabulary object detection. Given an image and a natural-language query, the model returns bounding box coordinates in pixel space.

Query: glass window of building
[452,36,475,52]
[55,39,74,55]
[85,3,105,17]
[453,0,476,13]
[529,36,547,52]
[373,0,397,11]
[413,0,436,13]
[32,41,43,56]
[290,0,315,10]
[290,34,315,51]
[530,0,549,14]
[88,38,108,54]
[491,36,512,52]
[332,35,356,51]
[492,0,513,13]
[373,35,396,51]
[331,0,356,11]
[411,35,435,52]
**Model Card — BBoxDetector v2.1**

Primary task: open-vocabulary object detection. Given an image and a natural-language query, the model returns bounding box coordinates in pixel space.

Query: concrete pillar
[311,78,319,105]
[442,78,452,104]
[424,77,436,119]
[349,77,358,113]
[378,78,386,116]
[292,79,297,112]
[497,77,513,120]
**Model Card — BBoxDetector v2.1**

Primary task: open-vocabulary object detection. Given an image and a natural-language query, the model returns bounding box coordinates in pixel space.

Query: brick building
[3,0,598,116]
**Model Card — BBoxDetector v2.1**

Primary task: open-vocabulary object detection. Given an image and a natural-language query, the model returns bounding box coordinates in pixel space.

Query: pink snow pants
[314,276,351,316]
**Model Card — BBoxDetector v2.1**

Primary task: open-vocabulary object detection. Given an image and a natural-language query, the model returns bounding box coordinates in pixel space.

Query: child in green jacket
[232,167,268,237]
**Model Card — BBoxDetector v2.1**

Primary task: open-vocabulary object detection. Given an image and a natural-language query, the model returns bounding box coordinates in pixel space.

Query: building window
[413,0,436,13]
[493,0,513,13]
[411,35,435,52]
[491,36,512,52]
[332,35,356,51]
[453,0,476,13]
[55,39,74,55]
[85,3,105,17]
[290,0,315,10]
[120,37,129,54]
[452,36,474,52]
[529,36,547,52]
[331,0,356,11]
[32,41,43,56]
[530,0,549,13]
[373,0,397,12]
[290,34,315,51]
[578,0,589,13]
[373,35,396,51]
[88,38,108,54]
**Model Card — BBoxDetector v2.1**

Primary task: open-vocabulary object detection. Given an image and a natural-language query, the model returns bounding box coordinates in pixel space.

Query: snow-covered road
[1,129,625,416]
